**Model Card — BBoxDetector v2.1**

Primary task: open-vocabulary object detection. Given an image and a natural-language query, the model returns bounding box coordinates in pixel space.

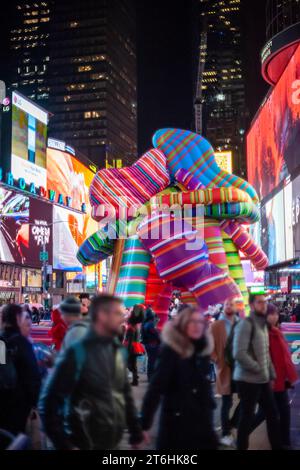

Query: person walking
[141,307,161,381]
[141,305,218,450]
[48,308,67,351]
[123,305,145,386]
[79,293,91,317]
[233,294,281,450]
[0,304,41,435]
[59,297,89,351]
[39,294,145,450]
[250,303,298,448]
[211,298,239,446]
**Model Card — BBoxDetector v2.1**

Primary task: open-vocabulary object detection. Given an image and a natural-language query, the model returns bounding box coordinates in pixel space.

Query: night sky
[0,0,269,155]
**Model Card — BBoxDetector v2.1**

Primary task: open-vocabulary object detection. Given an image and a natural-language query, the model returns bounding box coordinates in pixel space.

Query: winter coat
[268,326,298,392]
[211,318,234,395]
[60,318,90,352]
[0,327,41,434]
[141,322,218,450]
[233,313,276,384]
[48,309,67,351]
[141,319,160,347]
[39,329,142,450]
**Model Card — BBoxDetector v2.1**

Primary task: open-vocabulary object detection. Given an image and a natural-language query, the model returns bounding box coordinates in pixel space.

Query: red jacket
[269,326,298,392]
[48,309,67,351]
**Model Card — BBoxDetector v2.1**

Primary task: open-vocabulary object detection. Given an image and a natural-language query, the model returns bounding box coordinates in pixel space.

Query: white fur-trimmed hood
[162,320,214,359]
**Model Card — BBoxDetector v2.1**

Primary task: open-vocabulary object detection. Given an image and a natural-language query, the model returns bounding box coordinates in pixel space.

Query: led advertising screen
[247,44,300,200]
[47,145,95,212]
[261,190,286,265]
[291,174,300,258]
[11,91,48,188]
[0,187,52,266]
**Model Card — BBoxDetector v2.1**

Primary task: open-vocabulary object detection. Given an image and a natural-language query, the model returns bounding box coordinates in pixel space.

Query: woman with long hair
[0,304,41,435]
[141,305,218,449]
[123,304,145,386]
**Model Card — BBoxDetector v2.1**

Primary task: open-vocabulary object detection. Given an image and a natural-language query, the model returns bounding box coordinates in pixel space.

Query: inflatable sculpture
[77,129,268,325]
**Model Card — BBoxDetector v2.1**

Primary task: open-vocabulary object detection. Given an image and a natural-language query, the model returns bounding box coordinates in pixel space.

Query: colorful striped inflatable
[153,128,259,203]
[138,212,240,310]
[90,148,170,220]
[114,236,151,308]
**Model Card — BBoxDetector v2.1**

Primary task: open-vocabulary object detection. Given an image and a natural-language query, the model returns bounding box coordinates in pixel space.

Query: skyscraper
[196,0,246,175]
[9,0,137,166]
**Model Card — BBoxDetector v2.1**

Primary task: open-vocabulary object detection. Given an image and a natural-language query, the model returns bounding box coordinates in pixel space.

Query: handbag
[132,341,145,356]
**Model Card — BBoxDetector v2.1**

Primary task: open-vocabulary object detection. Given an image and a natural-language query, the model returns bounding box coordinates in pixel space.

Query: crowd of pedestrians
[0,291,298,450]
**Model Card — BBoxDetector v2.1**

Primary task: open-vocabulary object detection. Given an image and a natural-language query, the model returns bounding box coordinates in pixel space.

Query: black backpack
[0,335,18,391]
[224,318,254,370]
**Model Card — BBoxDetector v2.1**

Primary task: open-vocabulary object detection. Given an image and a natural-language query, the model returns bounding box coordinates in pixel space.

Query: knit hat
[59,297,81,316]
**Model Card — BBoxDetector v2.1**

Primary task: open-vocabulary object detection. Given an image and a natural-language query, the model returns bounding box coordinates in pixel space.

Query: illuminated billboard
[11,91,48,188]
[47,144,95,212]
[215,151,233,173]
[0,186,52,267]
[247,44,300,200]
[52,204,98,271]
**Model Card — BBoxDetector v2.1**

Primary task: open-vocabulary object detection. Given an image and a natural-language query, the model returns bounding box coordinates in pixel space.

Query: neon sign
[0,166,86,213]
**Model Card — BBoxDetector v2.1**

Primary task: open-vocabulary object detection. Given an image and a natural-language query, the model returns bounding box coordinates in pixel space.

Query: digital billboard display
[261,190,286,265]
[0,187,52,267]
[247,44,300,200]
[47,145,94,212]
[11,91,48,188]
[53,205,86,271]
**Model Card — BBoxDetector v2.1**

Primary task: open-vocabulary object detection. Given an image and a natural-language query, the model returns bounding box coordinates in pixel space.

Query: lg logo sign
[292,80,300,104]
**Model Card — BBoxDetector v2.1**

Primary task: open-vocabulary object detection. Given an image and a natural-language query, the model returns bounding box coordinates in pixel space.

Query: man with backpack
[59,297,89,352]
[0,304,41,436]
[211,298,239,447]
[233,294,281,450]
[39,294,146,450]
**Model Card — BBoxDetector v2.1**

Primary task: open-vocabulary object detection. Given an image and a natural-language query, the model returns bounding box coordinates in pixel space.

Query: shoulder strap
[73,341,86,382]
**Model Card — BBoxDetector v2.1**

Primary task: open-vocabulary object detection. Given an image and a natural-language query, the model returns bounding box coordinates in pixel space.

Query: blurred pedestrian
[48,309,67,351]
[141,307,160,381]
[211,298,240,446]
[123,305,145,386]
[141,305,218,450]
[0,304,41,435]
[59,297,89,351]
[39,294,144,450]
[233,294,281,450]
[251,303,298,448]
[79,293,91,317]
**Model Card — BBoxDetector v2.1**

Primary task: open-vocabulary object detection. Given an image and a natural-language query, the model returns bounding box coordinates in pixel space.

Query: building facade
[196,0,246,176]
[266,0,300,40]
[10,0,137,166]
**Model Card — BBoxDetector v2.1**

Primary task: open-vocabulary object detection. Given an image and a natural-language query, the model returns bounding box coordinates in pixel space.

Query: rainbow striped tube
[90,148,170,220]
[152,188,259,224]
[220,220,268,270]
[152,284,174,327]
[222,230,248,314]
[138,212,240,310]
[77,227,114,266]
[153,128,259,203]
[115,236,151,308]
[175,168,205,190]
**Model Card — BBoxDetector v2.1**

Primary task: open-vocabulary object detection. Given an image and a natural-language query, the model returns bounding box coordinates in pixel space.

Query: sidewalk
[120,368,300,450]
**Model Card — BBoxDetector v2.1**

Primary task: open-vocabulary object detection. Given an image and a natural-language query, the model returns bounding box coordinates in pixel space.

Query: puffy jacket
[268,326,298,392]
[39,329,142,450]
[233,313,275,384]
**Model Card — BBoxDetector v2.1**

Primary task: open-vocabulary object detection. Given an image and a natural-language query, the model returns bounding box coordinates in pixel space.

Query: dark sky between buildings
[0,0,269,155]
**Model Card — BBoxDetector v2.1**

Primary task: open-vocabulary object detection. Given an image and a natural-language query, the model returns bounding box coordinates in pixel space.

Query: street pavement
[120,366,300,451]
